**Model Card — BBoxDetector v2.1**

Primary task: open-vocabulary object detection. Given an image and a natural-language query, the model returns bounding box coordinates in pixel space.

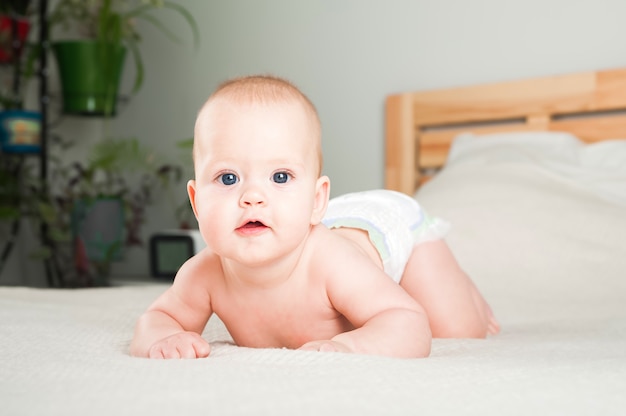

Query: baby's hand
[298,340,351,353]
[148,331,211,359]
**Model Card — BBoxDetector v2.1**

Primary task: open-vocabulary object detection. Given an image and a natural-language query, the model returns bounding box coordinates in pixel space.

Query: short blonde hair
[195,75,323,175]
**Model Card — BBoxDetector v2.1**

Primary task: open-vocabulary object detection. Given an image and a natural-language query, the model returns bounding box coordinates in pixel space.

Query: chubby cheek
[196,207,216,247]
[193,194,232,250]
[277,195,318,231]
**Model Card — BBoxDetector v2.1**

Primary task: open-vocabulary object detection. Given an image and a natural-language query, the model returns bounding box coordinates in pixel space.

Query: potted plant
[48,0,199,116]
[32,136,183,286]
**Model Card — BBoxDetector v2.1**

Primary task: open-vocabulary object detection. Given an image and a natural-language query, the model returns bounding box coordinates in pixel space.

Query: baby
[130,75,499,359]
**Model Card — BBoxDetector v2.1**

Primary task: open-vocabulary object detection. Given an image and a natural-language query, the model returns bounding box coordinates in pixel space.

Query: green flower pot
[52,40,126,116]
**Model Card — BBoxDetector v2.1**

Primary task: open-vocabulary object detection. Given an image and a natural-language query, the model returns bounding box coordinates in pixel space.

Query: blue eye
[219,173,239,186]
[272,172,290,184]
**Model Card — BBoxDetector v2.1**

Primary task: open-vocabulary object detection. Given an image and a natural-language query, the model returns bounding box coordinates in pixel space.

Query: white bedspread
[2,133,626,415]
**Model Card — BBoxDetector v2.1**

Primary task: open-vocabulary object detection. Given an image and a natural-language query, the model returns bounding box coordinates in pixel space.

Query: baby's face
[189,100,327,266]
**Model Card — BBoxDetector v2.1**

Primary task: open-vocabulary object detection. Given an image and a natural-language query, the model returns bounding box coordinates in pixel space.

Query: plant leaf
[162,1,201,49]
[125,40,144,94]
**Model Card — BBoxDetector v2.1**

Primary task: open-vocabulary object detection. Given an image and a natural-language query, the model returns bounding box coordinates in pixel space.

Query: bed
[2,68,626,415]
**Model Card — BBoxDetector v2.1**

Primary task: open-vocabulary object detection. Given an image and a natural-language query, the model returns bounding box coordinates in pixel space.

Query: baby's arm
[130,256,213,359]
[302,243,432,358]
[131,313,210,359]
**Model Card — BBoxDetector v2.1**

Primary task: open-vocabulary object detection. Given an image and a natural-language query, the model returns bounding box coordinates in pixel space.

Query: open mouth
[242,221,265,229]
[237,220,268,234]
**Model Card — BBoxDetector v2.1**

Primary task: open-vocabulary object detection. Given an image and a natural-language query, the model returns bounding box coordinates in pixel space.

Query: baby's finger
[149,344,175,359]
[192,339,211,358]
[176,343,198,359]
[148,348,164,359]
[162,344,182,359]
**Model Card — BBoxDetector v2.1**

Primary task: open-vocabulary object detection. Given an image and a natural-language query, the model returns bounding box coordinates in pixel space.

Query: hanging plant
[48,0,199,116]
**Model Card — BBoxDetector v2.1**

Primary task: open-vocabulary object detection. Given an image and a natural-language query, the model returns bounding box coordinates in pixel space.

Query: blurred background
[3,0,626,284]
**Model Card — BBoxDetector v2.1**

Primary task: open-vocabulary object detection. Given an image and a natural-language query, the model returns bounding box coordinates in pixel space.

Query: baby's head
[193,75,323,178]
[188,75,330,261]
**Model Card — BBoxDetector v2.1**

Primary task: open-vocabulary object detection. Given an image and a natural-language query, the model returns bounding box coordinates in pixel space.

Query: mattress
[1,132,625,415]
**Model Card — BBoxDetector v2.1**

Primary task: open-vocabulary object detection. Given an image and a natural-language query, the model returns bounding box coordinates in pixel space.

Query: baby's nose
[240,188,266,206]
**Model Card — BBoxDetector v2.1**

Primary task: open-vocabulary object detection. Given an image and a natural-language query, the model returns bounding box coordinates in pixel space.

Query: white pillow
[444,132,626,206]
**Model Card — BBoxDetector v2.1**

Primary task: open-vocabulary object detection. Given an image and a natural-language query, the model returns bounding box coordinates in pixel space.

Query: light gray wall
[98,0,626,277]
[5,0,626,282]
[116,0,626,196]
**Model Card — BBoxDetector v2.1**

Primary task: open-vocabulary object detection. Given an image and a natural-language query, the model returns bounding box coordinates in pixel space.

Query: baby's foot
[486,305,500,335]
[472,288,500,336]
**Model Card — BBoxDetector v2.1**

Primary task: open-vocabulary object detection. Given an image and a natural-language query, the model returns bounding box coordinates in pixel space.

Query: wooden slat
[418,113,626,169]
[410,68,626,127]
[595,69,626,108]
[551,113,626,143]
[385,93,418,195]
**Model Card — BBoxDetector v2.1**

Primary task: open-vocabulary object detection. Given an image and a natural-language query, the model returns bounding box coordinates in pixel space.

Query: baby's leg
[399,240,499,338]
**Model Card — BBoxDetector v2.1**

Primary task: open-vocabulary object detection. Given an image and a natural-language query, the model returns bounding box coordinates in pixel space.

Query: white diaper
[322,190,450,283]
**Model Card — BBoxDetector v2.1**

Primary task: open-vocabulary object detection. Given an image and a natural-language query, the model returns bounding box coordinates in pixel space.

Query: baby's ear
[310,176,330,225]
[187,180,200,221]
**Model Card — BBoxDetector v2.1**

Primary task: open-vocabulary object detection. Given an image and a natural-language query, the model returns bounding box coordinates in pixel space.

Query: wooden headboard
[385,68,626,196]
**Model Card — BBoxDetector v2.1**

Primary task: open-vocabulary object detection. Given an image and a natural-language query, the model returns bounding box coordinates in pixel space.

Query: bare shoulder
[141,247,221,335]
[151,247,223,311]
[174,247,224,287]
